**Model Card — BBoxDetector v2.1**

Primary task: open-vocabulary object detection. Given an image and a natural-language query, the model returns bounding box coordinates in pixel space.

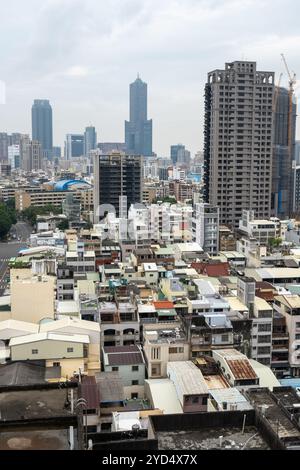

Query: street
[0,222,32,296]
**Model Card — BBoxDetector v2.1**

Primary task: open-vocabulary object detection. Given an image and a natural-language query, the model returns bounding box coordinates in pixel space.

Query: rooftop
[156,425,268,450]
[213,349,258,381]
[153,301,174,310]
[209,388,253,410]
[145,379,182,415]
[103,345,144,367]
[0,362,46,386]
[167,361,208,395]
[175,242,203,253]
[0,429,73,450]
[9,332,90,347]
[0,387,76,421]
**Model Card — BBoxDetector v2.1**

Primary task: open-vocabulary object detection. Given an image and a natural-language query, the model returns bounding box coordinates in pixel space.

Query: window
[202,397,208,405]
[257,346,271,355]
[151,364,161,377]
[258,324,272,332]
[132,380,139,386]
[258,335,271,344]
[132,366,139,372]
[192,396,199,404]
[151,347,160,360]
[32,349,38,354]
[169,347,178,354]
[131,393,138,399]
[112,366,119,372]
[67,347,74,353]
[53,362,60,367]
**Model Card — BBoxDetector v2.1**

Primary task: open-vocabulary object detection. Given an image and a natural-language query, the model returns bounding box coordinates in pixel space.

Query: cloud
[1,0,300,155]
[65,66,89,78]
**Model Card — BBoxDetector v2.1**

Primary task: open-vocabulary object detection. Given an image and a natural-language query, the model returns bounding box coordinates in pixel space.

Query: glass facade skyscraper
[84,126,97,157]
[125,76,153,157]
[272,87,296,219]
[31,99,53,160]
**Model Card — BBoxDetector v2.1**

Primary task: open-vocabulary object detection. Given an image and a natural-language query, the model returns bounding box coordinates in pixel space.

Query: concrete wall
[46,358,85,378]
[11,275,55,323]
[11,339,83,361]
[105,363,145,388]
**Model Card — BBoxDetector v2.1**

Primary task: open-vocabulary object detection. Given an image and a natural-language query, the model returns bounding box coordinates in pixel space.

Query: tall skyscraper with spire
[125,75,153,156]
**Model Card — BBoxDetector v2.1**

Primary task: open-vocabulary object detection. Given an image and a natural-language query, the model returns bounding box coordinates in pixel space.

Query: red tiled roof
[191,262,230,277]
[256,291,274,302]
[153,301,174,310]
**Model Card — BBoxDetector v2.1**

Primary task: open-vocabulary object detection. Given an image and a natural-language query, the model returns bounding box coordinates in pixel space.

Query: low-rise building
[102,345,145,399]
[274,295,300,377]
[9,332,90,379]
[212,349,259,387]
[167,361,209,413]
[143,323,189,379]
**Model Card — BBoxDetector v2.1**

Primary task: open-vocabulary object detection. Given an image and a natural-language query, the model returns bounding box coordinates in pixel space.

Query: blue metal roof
[54,179,91,191]
[280,378,300,388]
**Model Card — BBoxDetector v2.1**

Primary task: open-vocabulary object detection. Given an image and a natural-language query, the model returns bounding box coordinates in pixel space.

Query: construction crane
[281,54,297,216]
[281,53,296,151]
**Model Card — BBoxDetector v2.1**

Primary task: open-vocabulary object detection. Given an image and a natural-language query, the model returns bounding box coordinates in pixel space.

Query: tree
[153,196,177,204]
[268,237,282,249]
[57,219,69,231]
[21,204,62,226]
[0,202,16,239]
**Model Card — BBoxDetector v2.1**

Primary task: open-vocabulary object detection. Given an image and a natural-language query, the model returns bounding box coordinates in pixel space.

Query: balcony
[272,344,289,351]
[191,336,211,346]
[272,332,289,340]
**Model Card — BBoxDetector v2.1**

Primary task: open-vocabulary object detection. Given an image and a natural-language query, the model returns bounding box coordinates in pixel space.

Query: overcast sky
[1,0,300,156]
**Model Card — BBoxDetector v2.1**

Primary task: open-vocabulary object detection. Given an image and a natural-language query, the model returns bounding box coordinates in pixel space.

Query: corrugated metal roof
[0,362,46,386]
[209,387,252,407]
[227,359,257,380]
[107,352,144,366]
[79,376,100,410]
[104,345,140,354]
[167,361,209,395]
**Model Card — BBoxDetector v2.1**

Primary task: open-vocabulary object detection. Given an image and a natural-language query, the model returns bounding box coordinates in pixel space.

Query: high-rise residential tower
[125,76,152,157]
[272,87,296,219]
[31,99,53,160]
[203,61,275,229]
[0,133,9,161]
[93,151,142,222]
[84,126,97,158]
[22,140,42,171]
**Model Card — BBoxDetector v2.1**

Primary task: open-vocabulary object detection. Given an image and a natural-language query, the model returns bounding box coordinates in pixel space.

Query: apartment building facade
[204,61,275,229]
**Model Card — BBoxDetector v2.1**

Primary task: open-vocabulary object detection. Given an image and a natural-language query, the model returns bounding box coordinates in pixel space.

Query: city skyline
[1,0,300,157]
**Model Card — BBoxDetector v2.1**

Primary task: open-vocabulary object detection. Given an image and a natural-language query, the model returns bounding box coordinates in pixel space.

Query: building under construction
[272,86,297,219]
